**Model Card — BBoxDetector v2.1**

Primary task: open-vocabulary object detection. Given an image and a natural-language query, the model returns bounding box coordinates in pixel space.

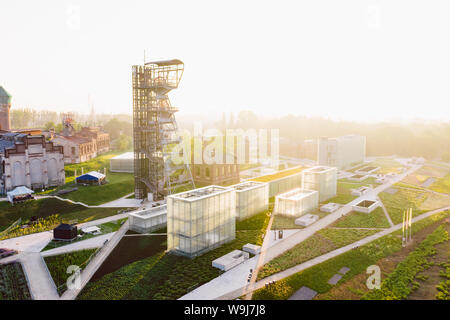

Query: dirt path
[315,218,449,300]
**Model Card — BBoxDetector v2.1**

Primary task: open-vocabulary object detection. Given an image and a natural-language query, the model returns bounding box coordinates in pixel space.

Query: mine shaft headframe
[144,59,184,89]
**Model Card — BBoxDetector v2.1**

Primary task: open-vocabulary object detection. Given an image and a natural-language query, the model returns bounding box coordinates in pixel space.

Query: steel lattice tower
[132,59,194,201]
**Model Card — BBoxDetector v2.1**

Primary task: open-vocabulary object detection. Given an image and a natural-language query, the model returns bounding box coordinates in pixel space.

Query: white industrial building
[302,166,337,202]
[318,135,366,170]
[255,170,303,198]
[274,188,319,217]
[110,152,134,173]
[232,181,269,221]
[0,133,65,194]
[128,205,167,233]
[212,250,249,271]
[295,214,319,227]
[167,185,236,258]
[352,199,380,214]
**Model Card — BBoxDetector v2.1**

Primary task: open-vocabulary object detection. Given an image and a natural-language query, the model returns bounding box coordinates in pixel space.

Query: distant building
[0,86,12,131]
[191,162,240,187]
[318,135,366,170]
[191,144,240,187]
[302,166,337,202]
[52,126,110,164]
[300,139,318,161]
[0,133,65,194]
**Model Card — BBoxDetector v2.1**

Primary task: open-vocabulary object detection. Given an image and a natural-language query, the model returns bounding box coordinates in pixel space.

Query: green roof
[0,86,12,105]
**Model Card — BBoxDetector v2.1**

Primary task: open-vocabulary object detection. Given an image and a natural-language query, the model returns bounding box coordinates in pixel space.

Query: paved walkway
[60,220,130,300]
[180,163,422,300]
[42,233,114,257]
[377,196,394,227]
[20,252,59,300]
[0,230,53,253]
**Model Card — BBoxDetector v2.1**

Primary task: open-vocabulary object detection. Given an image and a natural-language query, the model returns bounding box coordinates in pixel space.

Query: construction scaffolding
[132,59,194,200]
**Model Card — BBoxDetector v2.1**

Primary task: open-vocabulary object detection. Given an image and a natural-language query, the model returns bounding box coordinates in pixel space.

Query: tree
[112,134,132,151]
[103,118,132,141]
[44,121,55,131]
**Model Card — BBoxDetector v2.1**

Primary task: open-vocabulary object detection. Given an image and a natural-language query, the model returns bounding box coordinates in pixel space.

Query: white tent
[7,186,34,203]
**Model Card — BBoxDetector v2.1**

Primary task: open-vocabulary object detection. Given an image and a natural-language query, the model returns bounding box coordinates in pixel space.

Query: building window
[205,167,210,178]
[71,147,75,155]
[196,167,200,177]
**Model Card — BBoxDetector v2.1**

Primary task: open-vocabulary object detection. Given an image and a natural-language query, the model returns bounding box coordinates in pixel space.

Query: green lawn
[57,173,134,205]
[252,210,449,300]
[379,188,429,225]
[271,210,330,230]
[78,210,271,300]
[42,218,127,251]
[251,166,303,183]
[370,158,404,175]
[45,249,98,295]
[0,198,126,237]
[257,228,379,280]
[0,263,31,300]
[331,207,391,229]
[429,173,450,194]
[40,152,135,206]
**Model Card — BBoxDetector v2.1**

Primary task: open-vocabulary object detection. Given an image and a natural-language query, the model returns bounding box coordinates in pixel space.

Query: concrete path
[42,233,114,257]
[377,196,394,227]
[218,205,450,300]
[180,164,422,300]
[77,212,129,229]
[60,220,130,300]
[97,198,142,208]
[20,252,59,300]
[0,230,53,253]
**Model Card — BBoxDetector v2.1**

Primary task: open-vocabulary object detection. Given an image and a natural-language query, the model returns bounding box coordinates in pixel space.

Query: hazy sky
[1,0,450,122]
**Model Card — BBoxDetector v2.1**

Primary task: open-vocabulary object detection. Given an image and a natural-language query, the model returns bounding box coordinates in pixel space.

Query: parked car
[0,248,18,259]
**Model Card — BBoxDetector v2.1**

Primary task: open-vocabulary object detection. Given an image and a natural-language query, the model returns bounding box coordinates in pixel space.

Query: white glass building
[128,205,167,233]
[274,188,319,217]
[266,172,303,197]
[302,166,337,202]
[167,185,236,258]
[232,181,269,221]
[109,152,134,173]
[318,135,366,170]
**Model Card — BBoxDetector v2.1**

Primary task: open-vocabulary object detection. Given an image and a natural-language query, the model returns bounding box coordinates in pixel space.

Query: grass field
[331,207,391,229]
[363,224,449,300]
[42,218,127,251]
[251,166,303,183]
[45,249,98,295]
[429,173,450,194]
[77,210,271,300]
[257,228,379,280]
[370,158,404,175]
[0,198,125,234]
[379,188,450,225]
[271,210,330,230]
[252,209,450,300]
[400,165,449,191]
[0,262,31,300]
[42,152,135,205]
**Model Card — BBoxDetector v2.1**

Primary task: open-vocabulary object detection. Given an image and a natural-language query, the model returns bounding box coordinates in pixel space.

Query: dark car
[0,248,18,259]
